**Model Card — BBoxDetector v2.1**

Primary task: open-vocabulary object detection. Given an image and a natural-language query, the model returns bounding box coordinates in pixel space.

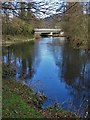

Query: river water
[2,37,90,116]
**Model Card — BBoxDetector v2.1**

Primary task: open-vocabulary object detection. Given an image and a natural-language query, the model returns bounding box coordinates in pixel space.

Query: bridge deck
[35,29,61,33]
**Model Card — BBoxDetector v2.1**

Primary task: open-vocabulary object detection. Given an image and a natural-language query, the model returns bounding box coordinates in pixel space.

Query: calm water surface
[3,37,90,116]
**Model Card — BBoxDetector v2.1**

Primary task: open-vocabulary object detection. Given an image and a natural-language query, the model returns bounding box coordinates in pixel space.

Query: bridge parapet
[34,29,62,33]
[34,28,64,37]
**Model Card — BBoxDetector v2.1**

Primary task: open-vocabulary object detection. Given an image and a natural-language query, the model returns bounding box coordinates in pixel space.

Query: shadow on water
[2,37,90,117]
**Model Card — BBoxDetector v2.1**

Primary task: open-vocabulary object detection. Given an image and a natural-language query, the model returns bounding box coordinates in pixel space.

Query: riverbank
[2,35,35,46]
[2,79,45,118]
[2,79,80,119]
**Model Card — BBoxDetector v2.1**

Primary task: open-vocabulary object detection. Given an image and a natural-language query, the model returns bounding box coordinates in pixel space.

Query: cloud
[31,0,65,18]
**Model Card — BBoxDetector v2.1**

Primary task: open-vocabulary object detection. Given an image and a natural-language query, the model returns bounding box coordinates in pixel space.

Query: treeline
[2,2,34,37]
[2,18,34,36]
[61,2,89,49]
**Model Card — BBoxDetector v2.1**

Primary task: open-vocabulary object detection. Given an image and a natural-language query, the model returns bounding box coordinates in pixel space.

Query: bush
[2,17,34,36]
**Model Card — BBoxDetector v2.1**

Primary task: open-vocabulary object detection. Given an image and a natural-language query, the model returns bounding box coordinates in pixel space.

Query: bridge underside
[35,32,64,37]
[41,32,60,36]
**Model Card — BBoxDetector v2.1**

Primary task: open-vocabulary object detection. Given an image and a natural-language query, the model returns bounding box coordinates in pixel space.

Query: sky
[6,0,89,19]
[28,0,89,2]
[26,0,66,3]
[30,0,74,2]
[30,0,65,18]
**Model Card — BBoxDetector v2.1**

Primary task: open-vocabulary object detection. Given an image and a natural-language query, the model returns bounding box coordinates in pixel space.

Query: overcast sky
[33,0,73,1]
[26,0,65,3]
[22,0,89,18]
[30,0,65,18]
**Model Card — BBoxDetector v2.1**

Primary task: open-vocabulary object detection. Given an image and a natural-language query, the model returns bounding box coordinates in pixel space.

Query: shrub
[2,17,34,36]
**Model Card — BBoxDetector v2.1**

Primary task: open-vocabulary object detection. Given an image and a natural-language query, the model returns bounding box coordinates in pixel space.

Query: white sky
[8,0,89,18]
[38,0,89,1]
[32,0,64,2]
[31,0,65,18]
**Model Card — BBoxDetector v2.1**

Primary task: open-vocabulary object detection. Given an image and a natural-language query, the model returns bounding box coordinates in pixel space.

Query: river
[2,37,90,116]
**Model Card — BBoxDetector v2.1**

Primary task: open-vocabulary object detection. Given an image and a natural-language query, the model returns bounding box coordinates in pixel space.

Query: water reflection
[51,40,90,115]
[2,37,90,116]
[3,42,36,81]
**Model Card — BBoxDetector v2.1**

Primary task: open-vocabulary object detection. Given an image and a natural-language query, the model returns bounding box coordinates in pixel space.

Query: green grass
[3,89,43,118]
[2,79,80,119]
[2,80,44,118]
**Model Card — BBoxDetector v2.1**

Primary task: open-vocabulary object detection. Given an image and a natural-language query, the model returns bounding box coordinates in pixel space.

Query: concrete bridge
[34,28,64,36]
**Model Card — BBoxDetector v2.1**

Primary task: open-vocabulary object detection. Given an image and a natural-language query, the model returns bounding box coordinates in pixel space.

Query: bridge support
[49,32,53,36]
[34,32,41,38]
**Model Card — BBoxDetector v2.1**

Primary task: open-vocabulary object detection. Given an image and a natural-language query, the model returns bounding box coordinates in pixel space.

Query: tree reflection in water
[2,38,90,117]
[2,42,36,83]
[51,39,90,116]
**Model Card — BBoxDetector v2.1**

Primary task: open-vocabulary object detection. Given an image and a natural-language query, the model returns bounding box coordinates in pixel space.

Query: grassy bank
[2,79,80,119]
[2,35,35,46]
[2,17,35,46]
[2,79,45,118]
